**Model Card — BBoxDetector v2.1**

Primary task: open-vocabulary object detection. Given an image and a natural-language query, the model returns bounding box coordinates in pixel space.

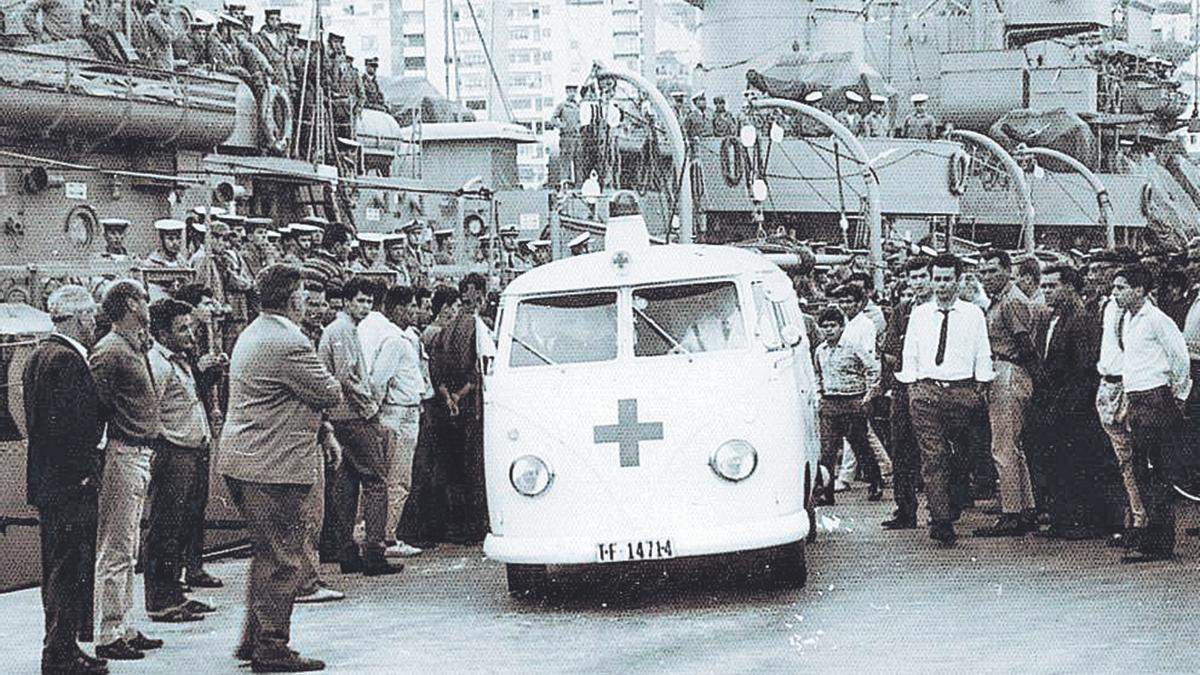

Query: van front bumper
[483,510,808,565]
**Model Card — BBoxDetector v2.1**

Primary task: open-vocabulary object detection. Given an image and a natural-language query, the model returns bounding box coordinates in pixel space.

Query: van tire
[805,463,818,543]
[771,541,808,589]
[506,564,548,597]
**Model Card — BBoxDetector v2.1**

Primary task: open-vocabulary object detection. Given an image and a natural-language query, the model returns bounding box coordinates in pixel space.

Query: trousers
[380,404,421,542]
[226,477,309,659]
[889,385,921,520]
[298,458,326,595]
[144,446,206,611]
[39,494,98,661]
[95,440,152,646]
[819,397,881,493]
[331,418,389,562]
[910,380,986,525]
[987,361,1036,513]
[1125,386,1183,556]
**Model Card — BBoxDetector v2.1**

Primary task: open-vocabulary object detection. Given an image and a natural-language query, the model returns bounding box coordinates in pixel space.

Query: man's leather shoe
[74,649,106,668]
[1120,550,1175,564]
[183,598,216,613]
[1037,525,1102,541]
[361,560,404,577]
[928,521,956,545]
[185,571,224,588]
[251,653,326,673]
[339,557,364,574]
[94,640,144,661]
[127,632,163,651]
[973,514,1031,537]
[42,654,109,674]
[1107,528,1144,549]
[148,605,204,623]
[881,516,917,530]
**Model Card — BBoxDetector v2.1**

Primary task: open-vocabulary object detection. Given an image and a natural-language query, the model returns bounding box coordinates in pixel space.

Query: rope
[464,0,515,122]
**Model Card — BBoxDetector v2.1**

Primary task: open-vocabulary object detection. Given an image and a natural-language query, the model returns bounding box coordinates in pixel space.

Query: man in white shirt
[1112,265,1192,562]
[830,283,893,490]
[1089,250,1145,536]
[897,254,995,546]
[364,286,431,558]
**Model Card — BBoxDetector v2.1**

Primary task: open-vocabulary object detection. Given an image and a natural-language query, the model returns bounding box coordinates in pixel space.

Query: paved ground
[2,487,1197,674]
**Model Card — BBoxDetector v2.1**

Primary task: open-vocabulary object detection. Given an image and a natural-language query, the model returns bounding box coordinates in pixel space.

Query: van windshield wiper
[511,334,557,365]
[633,306,691,354]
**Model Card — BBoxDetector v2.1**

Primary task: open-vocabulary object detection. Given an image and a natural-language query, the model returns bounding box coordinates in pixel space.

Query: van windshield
[509,292,619,367]
[633,281,746,357]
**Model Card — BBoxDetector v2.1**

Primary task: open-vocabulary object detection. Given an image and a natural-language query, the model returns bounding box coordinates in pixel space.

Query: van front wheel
[506,564,548,597]
[771,541,808,589]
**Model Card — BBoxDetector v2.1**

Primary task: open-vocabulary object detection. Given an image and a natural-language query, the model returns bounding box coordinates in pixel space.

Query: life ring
[948,149,971,196]
[1140,183,1154,216]
[259,84,294,155]
[719,136,744,187]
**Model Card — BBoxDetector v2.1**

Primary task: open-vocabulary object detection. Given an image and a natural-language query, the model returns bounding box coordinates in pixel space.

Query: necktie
[935,309,950,366]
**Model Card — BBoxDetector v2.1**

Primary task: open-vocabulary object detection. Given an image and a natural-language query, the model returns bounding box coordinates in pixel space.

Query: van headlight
[710,440,758,482]
[510,455,554,497]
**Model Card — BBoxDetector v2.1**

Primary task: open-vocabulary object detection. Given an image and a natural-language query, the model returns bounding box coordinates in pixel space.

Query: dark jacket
[24,335,105,507]
[1035,297,1099,417]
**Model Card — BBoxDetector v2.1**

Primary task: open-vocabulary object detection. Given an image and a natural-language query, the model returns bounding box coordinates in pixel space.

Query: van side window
[509,292,618,367]
[633,281,746,357]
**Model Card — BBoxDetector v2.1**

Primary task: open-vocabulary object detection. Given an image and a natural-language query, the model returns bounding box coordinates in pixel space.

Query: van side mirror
[780,324,803,347]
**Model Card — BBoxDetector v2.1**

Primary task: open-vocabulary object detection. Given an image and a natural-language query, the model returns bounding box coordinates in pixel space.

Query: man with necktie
[896,254,995,546]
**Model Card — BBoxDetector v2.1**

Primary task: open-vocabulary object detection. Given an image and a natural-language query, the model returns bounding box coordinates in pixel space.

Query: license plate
[595,539,675,563]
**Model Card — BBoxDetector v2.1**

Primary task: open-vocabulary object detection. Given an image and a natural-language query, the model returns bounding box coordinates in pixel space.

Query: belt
[917,378,975,389]
[108,429,159,447]
[822,393,865,401]
[1102,375,1123,384]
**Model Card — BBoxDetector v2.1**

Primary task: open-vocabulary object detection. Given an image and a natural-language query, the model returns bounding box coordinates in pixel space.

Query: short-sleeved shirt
[986,283,1034,365]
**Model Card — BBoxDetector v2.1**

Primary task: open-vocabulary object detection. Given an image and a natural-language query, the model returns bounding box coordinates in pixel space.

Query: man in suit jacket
[215,264,342,673]
[1033,266,1114,539]
[25,285,109,675]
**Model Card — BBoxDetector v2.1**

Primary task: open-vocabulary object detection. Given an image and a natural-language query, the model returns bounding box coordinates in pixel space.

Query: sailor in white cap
[147,219,187,267]
[377,231,407,282]
[864,93,891,138]
[432,228,455,264]
[684,90,713,140]
[398,220,434,288]
[901,92,938,140]
[291,219,324,255]
[568,232,592,257]
[350,232,387,271]
[528,239,552,267]
[835,90,865,135]
[242,216,276,275]
[798,90,830,137]
[99,218,131,258]
[498,224,531,285]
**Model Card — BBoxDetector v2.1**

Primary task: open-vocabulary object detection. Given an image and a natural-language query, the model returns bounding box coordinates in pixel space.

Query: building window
[542,51,552,62]
[531,7,539,18]
[512,98,534,110]
[614,34,640,54]
[404,33,425,47]
[404,56,427,69]
[509,27,532,41]
[361,35,378,51]
[402,10,423,26]
[343,4,355,14]
[542,27,551,38]
[466,99,488,111]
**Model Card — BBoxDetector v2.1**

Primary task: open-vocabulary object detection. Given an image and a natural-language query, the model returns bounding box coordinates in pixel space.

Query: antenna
[1192,0,1200,132]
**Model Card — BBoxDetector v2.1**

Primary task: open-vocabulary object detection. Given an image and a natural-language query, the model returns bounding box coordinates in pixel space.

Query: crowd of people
[17,1,387,153]
[26,206,501,672]
[802,242,1200,555]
